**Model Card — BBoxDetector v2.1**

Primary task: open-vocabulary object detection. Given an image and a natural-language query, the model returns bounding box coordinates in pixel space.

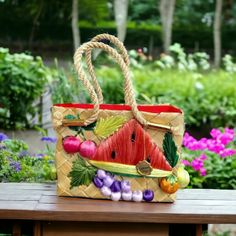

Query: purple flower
[41,136,57,143]
[18,150,29,158]
[10,161,21,172]
[35,153,45,159]
[0,133,9,142]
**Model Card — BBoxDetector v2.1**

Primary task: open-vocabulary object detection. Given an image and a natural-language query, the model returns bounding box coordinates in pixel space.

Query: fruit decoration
[79,140,97,158]
[163,132,179,168]
[121,180,131,193]
[68,157,97,189]
[101,186,111,197]
[132,190,143,202]
[160,175,179,194]
[97,169,107,179]
[94,116,126,139]
[177,166,190,188]
[110,180,122,192]
[93,176,104,188]
[63,136,81,154]
[122,191,132,201]
[103,174,114,187]
[111,192,122,201]
[91,119,172,173]
[143,190,154,202]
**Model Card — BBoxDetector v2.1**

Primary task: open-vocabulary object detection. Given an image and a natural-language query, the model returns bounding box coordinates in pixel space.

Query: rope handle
[72,34,172,132]
[85,34,130,104]
[73,39,147,126]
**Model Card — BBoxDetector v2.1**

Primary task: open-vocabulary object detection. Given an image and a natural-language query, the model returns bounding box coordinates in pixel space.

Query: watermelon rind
[89,160,172,178]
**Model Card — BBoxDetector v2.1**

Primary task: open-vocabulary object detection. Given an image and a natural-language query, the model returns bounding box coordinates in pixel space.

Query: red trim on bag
[53,103,182,113]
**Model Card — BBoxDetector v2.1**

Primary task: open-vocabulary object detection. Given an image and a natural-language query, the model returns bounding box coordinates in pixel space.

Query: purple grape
[101,186,111,197]
[132,190,143,202]
[122,191,132,201]
[121,180,131,193]
[97,169,106,179]
[103,175,114,187]
[143,189,154,202]
[111,192,121,201]
[93,176,104,188]
[110,180,121,192]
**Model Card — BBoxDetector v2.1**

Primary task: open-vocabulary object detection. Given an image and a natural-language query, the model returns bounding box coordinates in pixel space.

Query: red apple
[79,140,97,158]
[62,136,81,154]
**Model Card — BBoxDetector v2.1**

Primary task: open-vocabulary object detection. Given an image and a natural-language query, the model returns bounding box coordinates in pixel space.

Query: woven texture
[52,33,184,202]
[52,106,184,202]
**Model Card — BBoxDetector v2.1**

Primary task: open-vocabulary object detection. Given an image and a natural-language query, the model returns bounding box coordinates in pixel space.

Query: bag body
[52,34,185,202]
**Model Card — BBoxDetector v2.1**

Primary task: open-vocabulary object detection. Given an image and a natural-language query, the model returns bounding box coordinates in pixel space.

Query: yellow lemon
[177,167,190,188]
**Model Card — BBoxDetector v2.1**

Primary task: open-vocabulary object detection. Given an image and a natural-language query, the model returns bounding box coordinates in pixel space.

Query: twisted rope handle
[85,34,130,104]
[74,40,148,126]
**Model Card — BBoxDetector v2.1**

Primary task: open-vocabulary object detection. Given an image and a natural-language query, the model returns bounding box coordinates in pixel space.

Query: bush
[95,66,236,128]
[0,133,56,182]
[182,128,236,189]
[0,48,53,129]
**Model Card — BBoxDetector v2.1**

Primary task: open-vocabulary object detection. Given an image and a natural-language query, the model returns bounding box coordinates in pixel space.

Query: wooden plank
[42,221,168,236]
[39,195,236,206]
[0,183,236,224]
[0,182,55,190]
[196,224,203,236]
[34,221,42,236]
[12,221,21,236]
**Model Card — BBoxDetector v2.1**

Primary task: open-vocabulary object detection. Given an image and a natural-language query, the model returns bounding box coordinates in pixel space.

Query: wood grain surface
[0,183,235,224]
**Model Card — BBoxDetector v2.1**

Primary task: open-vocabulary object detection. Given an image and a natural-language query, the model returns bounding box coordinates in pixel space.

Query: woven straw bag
[52,34,185,202]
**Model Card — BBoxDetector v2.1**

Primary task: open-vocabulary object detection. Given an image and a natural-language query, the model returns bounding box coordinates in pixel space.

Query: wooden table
[0,183,235,236]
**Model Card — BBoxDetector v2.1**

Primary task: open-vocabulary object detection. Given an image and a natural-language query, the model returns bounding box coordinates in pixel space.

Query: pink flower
[219,149,236,158]
[182,160,191,166]
[200,167,206,176]
[191,158,204,171]
[199,153,207,160]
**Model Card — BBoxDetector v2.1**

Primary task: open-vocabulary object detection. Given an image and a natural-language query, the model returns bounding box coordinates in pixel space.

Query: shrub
[0,133,56,182]
[182,128,236,189]
[96,66,236,128]
[0,48,53,129]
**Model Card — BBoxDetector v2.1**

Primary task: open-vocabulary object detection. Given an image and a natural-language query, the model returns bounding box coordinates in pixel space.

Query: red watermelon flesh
[91,119,172,171]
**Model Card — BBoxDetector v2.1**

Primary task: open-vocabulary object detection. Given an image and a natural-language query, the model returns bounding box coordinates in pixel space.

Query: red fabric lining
[53,103,182,114]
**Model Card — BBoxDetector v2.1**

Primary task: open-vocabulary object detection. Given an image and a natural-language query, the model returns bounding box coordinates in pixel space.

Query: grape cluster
[93,169,154,202]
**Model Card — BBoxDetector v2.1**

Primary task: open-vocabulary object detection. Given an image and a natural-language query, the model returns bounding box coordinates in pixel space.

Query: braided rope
[85,34,130,104]
[74,41,147,126]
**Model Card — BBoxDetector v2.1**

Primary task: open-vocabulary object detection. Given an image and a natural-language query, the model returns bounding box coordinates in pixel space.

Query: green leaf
[68,157,97,189]
[64,114,79,132]
[163,132,179,168]
[83,121,97,131]
[94,116,126,139]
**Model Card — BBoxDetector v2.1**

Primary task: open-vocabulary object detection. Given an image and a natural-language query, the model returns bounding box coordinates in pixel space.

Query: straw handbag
[51,34,187,202]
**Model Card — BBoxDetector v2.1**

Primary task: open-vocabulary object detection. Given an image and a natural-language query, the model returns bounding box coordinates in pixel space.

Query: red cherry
[62,136,81,154]
[79,140,97,158]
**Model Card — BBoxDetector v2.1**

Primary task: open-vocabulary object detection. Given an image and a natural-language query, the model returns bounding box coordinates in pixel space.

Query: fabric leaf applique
[163,132,179,168]
[68,157,97,189]
[94,116,127,139]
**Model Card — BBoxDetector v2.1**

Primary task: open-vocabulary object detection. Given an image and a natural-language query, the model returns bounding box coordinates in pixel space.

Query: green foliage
[183,148,236,189]
[95,65,236,128]
[0,137,56,182]
[68,157,97,189]
[50,65,85,104]
[163,133,179,168]
[0,48,52,129]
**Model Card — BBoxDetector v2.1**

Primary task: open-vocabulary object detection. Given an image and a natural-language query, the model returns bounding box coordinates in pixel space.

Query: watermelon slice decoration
[89,119,173,177]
